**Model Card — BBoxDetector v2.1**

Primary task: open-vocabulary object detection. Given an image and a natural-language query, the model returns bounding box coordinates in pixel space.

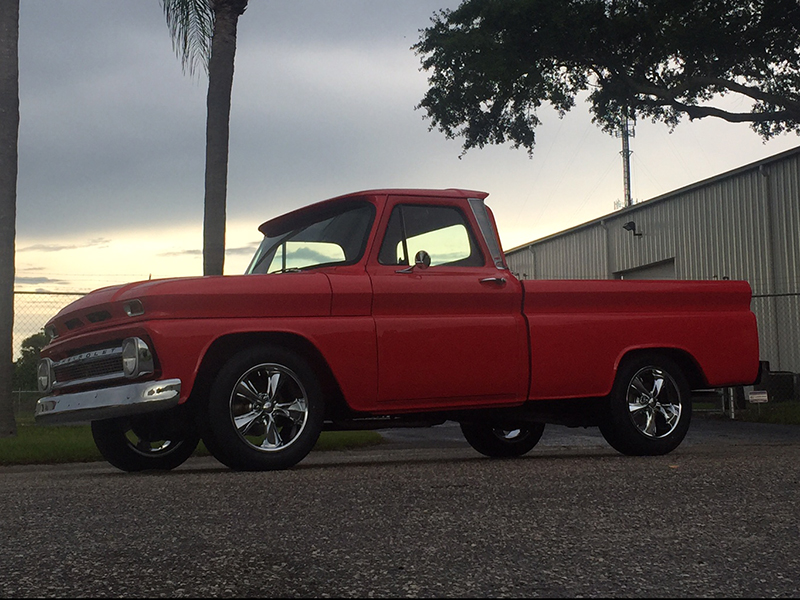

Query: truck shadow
[90,447,629,477]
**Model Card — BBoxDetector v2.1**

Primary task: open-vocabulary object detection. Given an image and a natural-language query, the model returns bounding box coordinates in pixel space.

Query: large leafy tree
[0,0,19,437]
[162,0,249,276]
[414,0,800,154]
[13,330,48,391]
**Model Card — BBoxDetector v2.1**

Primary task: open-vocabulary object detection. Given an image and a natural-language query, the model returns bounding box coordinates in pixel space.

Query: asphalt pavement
[1,415,799,598]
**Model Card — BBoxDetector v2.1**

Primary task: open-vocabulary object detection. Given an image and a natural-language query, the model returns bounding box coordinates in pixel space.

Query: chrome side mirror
[414,250,431,269]
[396,250,432,273]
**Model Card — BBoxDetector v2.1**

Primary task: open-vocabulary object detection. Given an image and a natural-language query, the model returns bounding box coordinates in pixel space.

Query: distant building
[505,145,800,390]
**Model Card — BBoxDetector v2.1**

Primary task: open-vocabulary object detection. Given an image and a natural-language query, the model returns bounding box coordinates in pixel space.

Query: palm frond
[161,0,214,77]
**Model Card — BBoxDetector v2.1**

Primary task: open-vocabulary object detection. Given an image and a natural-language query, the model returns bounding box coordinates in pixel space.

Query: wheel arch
[186,331,349,419]
[615,347,707,390]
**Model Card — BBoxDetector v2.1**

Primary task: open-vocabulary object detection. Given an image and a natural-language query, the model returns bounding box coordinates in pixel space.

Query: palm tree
[0,0,19,437]
[161,0,249,276]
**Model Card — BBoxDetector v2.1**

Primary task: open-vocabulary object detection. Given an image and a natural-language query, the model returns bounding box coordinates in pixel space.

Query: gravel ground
[1,416,799,598]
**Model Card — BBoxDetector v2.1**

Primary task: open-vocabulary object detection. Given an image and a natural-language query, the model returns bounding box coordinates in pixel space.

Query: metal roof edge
[505,144,800,255]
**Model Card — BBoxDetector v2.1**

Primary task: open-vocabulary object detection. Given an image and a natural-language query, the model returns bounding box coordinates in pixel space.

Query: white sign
[748,390,769,403]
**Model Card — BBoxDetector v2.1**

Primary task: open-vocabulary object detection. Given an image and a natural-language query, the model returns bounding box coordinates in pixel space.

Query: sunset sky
[14,0,800,296]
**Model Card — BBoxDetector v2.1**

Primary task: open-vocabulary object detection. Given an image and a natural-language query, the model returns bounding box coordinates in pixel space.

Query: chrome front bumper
[35,379,182,425]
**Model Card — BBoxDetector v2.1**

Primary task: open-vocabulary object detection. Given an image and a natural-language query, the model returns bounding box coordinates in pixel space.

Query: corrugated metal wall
[506,146,800,373]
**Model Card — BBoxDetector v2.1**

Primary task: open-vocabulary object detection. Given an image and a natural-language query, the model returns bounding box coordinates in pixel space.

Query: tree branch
[662,99,794,123]
[692,76,800,114]
[620,74,800,123]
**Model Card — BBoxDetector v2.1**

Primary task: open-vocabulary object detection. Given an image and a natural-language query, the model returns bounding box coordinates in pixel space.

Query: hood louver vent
[65,318,83,330]
[86,310,112,323]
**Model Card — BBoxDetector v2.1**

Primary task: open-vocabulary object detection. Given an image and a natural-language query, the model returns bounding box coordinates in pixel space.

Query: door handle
[479,277,506,286]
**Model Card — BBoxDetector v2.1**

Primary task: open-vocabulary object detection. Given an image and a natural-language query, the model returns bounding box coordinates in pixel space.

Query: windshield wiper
[271,261,347,274]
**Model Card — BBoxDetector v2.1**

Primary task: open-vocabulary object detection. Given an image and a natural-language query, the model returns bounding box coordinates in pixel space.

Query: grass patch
[728,401,800,426]
[0,422,102,466]
[314,430,384,451]
[0,419,384,467]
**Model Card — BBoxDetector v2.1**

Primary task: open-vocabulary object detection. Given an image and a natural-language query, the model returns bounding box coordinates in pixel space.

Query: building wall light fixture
[622,221,642,237]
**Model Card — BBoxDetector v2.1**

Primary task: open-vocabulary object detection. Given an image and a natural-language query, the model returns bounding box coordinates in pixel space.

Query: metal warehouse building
[505,145,800,392]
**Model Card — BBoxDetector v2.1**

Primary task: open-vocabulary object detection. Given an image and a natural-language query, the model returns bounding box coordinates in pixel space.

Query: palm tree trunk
[203,1,247,276]
[0,0,19,437]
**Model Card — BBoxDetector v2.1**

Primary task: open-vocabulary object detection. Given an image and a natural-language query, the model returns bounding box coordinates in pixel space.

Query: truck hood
[45,273,332,341]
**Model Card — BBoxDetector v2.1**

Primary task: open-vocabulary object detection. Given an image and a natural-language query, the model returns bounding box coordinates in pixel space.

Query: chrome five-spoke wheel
[230,363,310,452]
[626,366,682,439]
[600,353,692,456]
[204,346,325,471]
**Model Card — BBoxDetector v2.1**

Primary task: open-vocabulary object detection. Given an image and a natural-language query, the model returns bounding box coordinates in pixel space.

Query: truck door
[367,197,528,410]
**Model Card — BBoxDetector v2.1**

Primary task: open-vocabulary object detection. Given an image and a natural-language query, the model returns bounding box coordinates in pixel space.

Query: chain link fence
[13,290,84,360]
[10,391,42,422]
[13,292,83,384]
[10,289,799,414]
[11,292,85,418]
[751,292,800,375]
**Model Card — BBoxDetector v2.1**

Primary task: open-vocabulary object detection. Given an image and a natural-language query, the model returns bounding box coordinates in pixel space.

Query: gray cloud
[158,249,202,257]
[157,243,258,258]
[18,243,81,253]
[225,244,260,256]
[19,238,111,252]
[14,276,67,285]
[16,1,474,241]
[15,0,800,274]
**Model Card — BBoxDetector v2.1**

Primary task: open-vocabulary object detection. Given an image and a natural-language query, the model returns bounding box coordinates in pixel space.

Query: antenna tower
[620,109,634,208]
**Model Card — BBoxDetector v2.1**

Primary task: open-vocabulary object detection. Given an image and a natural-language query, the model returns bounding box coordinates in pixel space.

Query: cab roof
[257,188,488,236]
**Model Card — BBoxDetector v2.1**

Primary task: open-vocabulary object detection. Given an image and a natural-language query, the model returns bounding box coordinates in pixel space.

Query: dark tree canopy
[13,331,48,391]
[414,0,800,153]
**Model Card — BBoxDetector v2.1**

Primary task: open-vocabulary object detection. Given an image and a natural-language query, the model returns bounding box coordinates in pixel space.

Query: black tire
[202,346,325,471]
[599,353,692,456]
[91,416,200,472]
[460,422,545,458]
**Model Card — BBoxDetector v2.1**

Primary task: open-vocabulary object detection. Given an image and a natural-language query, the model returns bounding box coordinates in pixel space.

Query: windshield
[246,201,375,274]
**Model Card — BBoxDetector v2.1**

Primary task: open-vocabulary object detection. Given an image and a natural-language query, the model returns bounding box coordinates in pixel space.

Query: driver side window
[378,204,484,267]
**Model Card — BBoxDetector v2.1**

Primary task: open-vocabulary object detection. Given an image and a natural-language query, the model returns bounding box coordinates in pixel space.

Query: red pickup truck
[35,189,762,472]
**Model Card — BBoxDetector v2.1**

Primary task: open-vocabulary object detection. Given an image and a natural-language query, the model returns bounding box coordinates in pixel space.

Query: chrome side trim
[53,372,124,391]
[35,379,182,425]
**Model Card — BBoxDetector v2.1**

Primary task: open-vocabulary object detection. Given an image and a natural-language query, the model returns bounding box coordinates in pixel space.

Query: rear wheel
[460,422,545,458]
[202,346,325,471]
[599,353,692,456]
[91,416,200,472]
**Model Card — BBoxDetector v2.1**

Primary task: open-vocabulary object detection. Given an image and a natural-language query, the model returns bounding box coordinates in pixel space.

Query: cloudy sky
[14,0,800,293]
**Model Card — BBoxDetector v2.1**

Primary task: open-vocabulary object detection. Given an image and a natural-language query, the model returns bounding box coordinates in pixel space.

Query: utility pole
[621,109,633,208]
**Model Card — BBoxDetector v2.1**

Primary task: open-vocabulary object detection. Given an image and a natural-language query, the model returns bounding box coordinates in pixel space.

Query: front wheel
[202,346,325,471]
[599,353,692,456]
[460,422,545,458]
[91,416,200,472]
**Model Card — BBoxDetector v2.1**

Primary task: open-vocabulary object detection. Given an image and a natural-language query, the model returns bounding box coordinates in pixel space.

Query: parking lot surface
[1,416,799,598]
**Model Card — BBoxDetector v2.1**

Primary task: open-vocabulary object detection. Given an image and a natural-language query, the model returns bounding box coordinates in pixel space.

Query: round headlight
[122,337,154,378]
[122,338,138,377]
[37,359,54,393]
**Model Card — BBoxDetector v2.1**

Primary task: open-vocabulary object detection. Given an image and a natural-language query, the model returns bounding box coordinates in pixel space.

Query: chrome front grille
[52,346,125,390]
